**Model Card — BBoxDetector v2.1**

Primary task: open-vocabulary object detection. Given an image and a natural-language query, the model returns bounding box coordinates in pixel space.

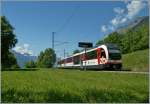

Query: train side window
[80,54,85,60]
[73,55,80,64]
[87,50,97,60]
[66,57,72,63]
[101,49,106,58]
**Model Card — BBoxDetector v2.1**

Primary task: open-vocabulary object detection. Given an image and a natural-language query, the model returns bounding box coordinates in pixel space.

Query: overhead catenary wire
[52,5,80,60]
[54,42,69,46]
[52,5,80,48]
[56,5,80,34]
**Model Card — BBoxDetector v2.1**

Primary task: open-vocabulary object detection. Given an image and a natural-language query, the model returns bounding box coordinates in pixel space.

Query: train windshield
[106,43,120,50]
[109,49,121,60]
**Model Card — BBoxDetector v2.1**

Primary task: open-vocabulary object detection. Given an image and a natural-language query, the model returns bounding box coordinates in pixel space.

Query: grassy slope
[122,49,149,72]
[2,69,148,103]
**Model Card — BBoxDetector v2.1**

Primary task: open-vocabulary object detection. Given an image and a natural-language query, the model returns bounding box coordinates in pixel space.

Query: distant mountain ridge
[12,50,37,68]
[117,16,149,34]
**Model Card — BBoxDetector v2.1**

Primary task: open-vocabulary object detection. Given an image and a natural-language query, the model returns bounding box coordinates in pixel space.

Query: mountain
[117,16,149,34]
[12,50,37,68]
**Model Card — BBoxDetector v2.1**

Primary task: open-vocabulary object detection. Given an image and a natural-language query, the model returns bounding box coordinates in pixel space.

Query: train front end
[105,44,122,70]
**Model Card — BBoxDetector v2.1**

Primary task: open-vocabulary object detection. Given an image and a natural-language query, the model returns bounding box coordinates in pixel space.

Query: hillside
[122,49,149,72]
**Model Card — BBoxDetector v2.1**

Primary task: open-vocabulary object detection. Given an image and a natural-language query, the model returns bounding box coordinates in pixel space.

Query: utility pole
[84,48,87,71]
[66,52,69,57]
[52,32,55,50]
[64,49,66,66]
[64,49,65,59]
[52,32,55,68]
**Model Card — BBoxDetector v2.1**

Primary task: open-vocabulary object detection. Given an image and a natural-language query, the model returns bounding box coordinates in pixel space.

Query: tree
[104,32,122,46]
[11,64,20,69]
[121,34,130,53]
[7,52,18,68]
[96,32,122,47]
[1,16,18,68]
[1,52,19,71]
[136,23,149,50]
[25,60,36,68]
[37,48,56,68]
[96,40,104,46]
[73,49,80,54]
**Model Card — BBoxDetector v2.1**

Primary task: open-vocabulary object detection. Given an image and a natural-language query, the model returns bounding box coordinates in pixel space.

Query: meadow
[122,49,149,72]
[2,69,149,103]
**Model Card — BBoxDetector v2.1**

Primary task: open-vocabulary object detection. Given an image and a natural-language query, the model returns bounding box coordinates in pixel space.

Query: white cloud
[108,25,115,31]
[111,16,127,26]
[126,0,146,19]
[24,44,29,48]
[101,25,108,32]
[114,7,125,14]
[13,44,33,55]
[101,25,115,33]
[110,0,146,28]
[111,7,125,26]
[124,0,129,4]
[120,17,127,23]
[111,17,120,26]
[101,0,147,33]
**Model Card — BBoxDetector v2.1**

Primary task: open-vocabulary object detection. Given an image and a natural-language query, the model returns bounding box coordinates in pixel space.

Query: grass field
[122,49,149,72]
[2,69,149,103]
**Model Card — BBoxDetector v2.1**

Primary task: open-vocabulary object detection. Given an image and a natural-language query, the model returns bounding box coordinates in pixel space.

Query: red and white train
[57,43,122,70]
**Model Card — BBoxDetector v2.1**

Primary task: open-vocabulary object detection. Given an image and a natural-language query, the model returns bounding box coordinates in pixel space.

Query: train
[57,43,122,70]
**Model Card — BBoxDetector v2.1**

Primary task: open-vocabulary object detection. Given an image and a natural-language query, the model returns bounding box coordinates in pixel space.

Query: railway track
[98,70,149,74]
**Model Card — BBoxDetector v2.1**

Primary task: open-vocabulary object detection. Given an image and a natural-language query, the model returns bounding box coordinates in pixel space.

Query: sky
[1,0,149,58]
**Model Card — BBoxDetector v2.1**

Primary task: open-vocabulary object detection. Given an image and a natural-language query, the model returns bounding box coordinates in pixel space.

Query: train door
[100,48,106,64]
[97,48,101,64]
[80,54,83,69]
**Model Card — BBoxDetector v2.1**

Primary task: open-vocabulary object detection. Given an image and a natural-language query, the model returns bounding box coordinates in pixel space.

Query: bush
[25,60,36,68]
[11,64,20,69]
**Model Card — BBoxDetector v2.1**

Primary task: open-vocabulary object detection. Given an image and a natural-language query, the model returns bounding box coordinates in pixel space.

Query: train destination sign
[78,42,93,48]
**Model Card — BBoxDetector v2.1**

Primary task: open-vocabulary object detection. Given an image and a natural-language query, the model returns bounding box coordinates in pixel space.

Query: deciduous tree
[1,16,18,68]
[37,48,56,68]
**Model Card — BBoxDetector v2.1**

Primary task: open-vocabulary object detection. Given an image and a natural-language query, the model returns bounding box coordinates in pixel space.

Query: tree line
[25,48,56,68]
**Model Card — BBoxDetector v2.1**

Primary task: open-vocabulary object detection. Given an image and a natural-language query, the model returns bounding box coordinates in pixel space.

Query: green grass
[122,49,149,72]
[2,69,149,103]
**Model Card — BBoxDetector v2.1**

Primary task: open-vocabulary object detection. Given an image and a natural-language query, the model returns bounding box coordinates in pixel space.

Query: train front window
[109,50,121,60]
[101,49,106,58]
[107,43,120,50]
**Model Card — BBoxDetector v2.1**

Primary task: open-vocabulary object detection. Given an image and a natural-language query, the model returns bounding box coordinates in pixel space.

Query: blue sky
[1,1,149,58]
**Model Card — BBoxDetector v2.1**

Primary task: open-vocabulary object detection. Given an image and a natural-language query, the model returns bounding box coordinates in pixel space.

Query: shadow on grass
[1,68,40,71]
[2,88,148,103]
